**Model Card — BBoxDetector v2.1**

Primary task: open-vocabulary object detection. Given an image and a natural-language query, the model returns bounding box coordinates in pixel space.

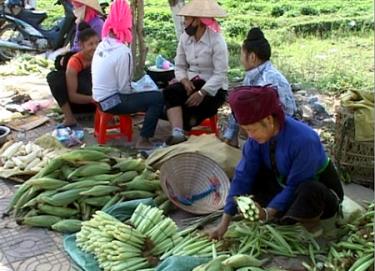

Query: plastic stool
[188,115,218,136]
[94,107,133,144]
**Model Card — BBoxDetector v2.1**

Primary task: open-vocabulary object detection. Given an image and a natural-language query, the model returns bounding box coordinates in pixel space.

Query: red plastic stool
[94,107,133,144]
[188,115,218,136]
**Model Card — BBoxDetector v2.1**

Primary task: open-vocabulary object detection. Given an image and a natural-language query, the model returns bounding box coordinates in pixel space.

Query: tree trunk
[168,0,185,41]
[131,0,147,79]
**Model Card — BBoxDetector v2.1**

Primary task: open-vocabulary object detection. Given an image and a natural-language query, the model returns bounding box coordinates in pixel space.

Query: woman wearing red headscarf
[209,86,343,240]
[91,0,164,149]
[163,0,229,145]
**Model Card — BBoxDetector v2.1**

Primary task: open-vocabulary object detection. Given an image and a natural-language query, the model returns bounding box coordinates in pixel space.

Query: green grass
[36,0,374,93]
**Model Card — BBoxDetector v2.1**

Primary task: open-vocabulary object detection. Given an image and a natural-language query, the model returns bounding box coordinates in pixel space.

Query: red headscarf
[102,0,133,43]
[71,1,99,22]
[228,85,285,127]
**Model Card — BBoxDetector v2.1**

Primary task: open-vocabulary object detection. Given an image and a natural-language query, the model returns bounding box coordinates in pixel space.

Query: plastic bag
[52,127,84,147]
[131,74,159,92]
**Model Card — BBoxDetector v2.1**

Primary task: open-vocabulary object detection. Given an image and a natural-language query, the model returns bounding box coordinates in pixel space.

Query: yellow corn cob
[23,215,61,228]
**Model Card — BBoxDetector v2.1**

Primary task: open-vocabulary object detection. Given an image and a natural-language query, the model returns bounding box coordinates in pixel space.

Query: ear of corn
[28,177,68,190]
[43,189,85,207]
[36,158,65,178]
[83,196,112,207]
[59,150,108,162]
[51,219,82,233]
[123,178,160,192]
[68,162,112,179]
[120,190,154,200]
[111,171,138,184]
[37,203,79,218]
[114,158,144,172]
[23,215,61,228]
[80,185,120,197]
[58,180,109,191]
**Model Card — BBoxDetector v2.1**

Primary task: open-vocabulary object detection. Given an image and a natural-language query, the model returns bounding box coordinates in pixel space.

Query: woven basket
[334,107,374,186]
[160,153,230,214]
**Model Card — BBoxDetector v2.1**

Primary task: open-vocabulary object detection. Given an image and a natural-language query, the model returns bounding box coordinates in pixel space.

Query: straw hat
[177,0,227,18]
[160,153,230,215]
[74,0,103,13]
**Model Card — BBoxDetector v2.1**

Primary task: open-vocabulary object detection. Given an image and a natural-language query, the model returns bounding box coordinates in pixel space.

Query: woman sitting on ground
[163,0,229,145]
[47,23,99,127]
[91,0,164,149]
[223,27,297,147]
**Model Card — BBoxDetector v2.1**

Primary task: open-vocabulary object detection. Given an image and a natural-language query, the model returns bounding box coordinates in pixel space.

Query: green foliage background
[38,0,374,93]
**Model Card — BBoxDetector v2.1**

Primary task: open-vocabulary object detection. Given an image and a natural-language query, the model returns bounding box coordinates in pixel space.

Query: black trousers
[253,160,343,222]
[163,79,226,131]
[47,68,95,113]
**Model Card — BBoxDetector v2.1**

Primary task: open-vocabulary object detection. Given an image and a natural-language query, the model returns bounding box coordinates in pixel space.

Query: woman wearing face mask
[163,0,229,145]
[71,0,104,52]
[223,27,297,147]
[47,23,100,127]
[91,0,164,149]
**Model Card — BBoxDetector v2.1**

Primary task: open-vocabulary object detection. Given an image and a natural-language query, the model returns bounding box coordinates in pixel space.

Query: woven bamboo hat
[74,0,103,13]
[160,153,230,214]
[177,0,227,18]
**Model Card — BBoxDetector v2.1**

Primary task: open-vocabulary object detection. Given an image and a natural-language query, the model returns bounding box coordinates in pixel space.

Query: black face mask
[185,20,198,36]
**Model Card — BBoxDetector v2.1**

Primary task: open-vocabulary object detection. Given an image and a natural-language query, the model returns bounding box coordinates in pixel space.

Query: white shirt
[92,37,133,102]
[174,29,229,96]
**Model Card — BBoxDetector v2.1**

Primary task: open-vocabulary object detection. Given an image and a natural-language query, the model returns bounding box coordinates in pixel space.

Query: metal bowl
[0,126,11,146]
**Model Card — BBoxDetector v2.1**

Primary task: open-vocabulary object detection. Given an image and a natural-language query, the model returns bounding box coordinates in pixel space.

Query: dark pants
[253,160,343,222]
[47,69,95,113]
[163,79,227,131]
[106,92,164,139]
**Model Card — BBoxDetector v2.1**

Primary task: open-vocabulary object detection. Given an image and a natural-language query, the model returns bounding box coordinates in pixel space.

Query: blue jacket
[224,117,328,215]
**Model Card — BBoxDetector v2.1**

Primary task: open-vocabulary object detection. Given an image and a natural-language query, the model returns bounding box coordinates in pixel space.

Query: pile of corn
[0,54,53,76]
[322,203,374,271]
[0,141,59,172]
[76,204,222,271]
[5,148,170,232]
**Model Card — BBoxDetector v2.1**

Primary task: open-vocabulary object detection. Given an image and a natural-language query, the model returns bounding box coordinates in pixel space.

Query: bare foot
[63,118,78,127]
[135,138,154,149]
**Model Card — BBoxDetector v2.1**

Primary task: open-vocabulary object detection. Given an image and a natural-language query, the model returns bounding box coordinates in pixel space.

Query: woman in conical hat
[71,0,104,52]
[163,0,229,145]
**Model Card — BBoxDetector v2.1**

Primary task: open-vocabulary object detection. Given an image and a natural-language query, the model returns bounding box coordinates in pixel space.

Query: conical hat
[177,0,227,18]
[74,0,103,14]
